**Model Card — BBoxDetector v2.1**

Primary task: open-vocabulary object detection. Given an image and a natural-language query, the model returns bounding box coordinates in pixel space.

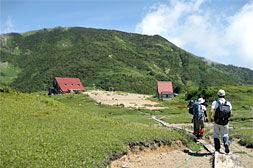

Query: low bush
[0,86,16,93]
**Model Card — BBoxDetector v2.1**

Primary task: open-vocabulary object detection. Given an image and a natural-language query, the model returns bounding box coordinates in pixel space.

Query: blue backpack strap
[216,100,220,110]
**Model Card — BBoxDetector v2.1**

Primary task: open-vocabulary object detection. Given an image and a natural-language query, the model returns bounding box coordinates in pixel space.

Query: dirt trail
[84,90,167,110]
[108,137,252,168]
[108,143,212,168]
[229,140,253,168]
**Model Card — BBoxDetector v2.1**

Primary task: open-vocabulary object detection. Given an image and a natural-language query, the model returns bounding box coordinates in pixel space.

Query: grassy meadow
[43,85,253,148]
[1,91,190,167]
[49,85,253,147]
[0,85,252,167]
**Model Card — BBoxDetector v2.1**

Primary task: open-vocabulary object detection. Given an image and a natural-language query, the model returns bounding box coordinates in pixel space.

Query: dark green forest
[0,27,252,94]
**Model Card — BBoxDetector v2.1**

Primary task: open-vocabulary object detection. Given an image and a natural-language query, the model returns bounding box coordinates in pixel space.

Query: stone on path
[214,151,243,168]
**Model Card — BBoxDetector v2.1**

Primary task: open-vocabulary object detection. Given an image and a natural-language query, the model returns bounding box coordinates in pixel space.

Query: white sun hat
[218,89,225,96]
[198,98,205,103]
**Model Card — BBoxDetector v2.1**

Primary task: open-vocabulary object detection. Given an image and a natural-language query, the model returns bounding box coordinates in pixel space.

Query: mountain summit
[0,27,252,93]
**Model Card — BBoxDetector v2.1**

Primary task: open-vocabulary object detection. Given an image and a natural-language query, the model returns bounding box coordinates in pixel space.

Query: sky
[1,0,253,70]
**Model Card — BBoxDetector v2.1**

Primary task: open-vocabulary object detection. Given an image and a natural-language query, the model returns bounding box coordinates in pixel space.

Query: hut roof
[55,77,85,93]
[157,81,173,95]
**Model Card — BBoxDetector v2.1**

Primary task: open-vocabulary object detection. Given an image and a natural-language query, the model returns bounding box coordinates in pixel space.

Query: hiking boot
[214,138,221,152]
[225,144,230,154]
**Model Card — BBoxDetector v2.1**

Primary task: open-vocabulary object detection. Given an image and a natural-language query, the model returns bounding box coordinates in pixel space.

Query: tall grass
[0,92,186,167]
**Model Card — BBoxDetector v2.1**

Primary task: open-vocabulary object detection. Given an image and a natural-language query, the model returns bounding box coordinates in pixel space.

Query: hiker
[209,89,232,153]
[192,98,207,138]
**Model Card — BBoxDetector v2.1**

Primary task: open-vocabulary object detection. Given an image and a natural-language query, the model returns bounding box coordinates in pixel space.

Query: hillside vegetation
[0,62,20,86]
[0,91,189,167]
[50,85,253,147]
[0,27,252,94]
[0,84,252,167]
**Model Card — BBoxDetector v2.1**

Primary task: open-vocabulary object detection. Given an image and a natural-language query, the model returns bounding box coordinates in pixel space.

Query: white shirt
[211,98,232,110]
[201,104,206,112]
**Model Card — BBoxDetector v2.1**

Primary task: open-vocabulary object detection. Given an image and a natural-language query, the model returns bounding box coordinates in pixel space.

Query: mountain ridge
[0,26,252,94]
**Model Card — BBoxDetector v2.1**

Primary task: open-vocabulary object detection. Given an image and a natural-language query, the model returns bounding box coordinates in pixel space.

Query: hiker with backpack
[209,89,232,153]
[191,98,208,138]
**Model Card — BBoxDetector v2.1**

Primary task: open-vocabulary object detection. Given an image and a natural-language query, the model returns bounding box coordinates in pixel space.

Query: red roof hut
[50,77,85,94]
[156,81,173,100]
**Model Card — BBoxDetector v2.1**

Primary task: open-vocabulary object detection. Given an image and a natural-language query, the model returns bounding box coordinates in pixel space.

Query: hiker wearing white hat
[191,97,208,138]
[209,89,232,153]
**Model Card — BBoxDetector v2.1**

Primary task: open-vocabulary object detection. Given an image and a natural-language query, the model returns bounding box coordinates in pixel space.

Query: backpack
[214,100,231,125]
[192,102,204,119]
[188,100,194,114]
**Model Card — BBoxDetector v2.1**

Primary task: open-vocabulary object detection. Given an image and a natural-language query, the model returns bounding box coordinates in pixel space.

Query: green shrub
[74,90,83,94]
[0,86,15,93]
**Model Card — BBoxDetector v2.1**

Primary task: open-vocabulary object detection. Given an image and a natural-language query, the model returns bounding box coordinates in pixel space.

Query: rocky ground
[108,140,212,168]
[107,139,252,168]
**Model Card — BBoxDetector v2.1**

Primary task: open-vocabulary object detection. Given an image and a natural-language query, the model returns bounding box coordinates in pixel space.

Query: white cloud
[136,0,253,69]
[136,0,205,46]
[1,16,15,34]
[225,2,253,68]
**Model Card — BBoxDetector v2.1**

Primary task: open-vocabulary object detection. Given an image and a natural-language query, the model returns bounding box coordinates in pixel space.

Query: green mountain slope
[0,27,252,93]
